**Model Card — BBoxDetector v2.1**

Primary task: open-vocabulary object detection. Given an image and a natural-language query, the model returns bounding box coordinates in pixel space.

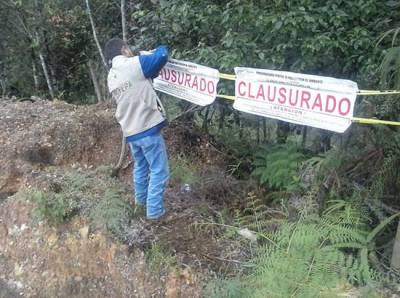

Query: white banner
[154,59,220,106]
[233,67,358,133]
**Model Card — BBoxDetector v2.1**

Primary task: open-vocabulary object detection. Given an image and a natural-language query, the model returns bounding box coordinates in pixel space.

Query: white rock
[237,228,258,242]
[20,224,28,232]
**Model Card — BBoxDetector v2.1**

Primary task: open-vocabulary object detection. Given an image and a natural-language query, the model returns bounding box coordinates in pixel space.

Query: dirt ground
[0,99,247,297]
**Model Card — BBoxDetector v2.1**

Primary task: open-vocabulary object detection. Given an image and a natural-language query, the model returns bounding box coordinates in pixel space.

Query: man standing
[105,38,169,220]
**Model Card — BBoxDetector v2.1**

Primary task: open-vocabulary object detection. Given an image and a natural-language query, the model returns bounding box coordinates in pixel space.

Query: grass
[145,242,177,274]
[205,278,250,298]
[27,166,134,240]
[90,189,133,240]
[30,190,78,225]
[170,155,200,185]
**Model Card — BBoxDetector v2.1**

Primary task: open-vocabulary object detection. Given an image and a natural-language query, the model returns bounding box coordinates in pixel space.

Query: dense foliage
[3,0,400,296]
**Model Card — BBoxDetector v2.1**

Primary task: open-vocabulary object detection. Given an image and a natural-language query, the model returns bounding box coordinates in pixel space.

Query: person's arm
[139,46,168,79]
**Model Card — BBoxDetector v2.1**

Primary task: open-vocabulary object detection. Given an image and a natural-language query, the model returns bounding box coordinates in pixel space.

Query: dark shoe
[146,211,171,225]
[133,204,146,218]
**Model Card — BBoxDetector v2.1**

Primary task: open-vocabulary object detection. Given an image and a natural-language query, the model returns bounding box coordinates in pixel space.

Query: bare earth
[0,99,245,297]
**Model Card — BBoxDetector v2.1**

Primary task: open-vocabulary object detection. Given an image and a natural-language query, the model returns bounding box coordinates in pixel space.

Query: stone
[79,226,89,240]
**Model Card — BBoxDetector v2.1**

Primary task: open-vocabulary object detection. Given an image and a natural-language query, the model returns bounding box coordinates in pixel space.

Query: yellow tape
[215,72,400,126]
[217,73,400,95]
[216,94,400,126]
[358,90,400,96]
[217,94,236,100]
[359,90,383,93]
[219,73,236,80]
[351,117,400,126]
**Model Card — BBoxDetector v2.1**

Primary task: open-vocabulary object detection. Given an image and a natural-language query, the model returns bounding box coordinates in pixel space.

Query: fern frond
[380,46,400,89]
[366,213,400,243]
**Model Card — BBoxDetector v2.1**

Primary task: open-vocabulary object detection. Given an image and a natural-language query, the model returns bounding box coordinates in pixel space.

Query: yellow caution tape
[358,90,400,96]
[216,94,400,127]
[217,94,235,100]
[215,71,400,126]
[218,73,236,81]
[351,117,400,126]
[218,73,400,95]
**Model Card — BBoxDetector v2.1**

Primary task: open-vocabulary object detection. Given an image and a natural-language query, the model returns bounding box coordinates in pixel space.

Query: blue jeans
[128,133,169,219]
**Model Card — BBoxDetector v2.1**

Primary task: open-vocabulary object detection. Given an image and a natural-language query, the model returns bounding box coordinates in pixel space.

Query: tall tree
[121,0,127,43]
[85,0,107,68]
[87,59,102,102]
[34,31,55,99]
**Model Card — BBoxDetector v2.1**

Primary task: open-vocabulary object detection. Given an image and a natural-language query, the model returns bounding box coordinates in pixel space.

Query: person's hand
[139,49,155,56]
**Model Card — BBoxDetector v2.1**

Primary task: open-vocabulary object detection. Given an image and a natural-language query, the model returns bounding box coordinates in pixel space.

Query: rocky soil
[0,99,246,298]
[0,100,120,198]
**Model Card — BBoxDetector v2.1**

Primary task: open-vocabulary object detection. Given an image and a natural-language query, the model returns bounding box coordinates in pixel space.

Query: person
[104,37,169,220]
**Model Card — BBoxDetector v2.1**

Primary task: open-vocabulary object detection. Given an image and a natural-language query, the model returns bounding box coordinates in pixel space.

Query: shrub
[170,155,199,185]
[252,144,307,191]
[30,190,78,225]
[207,196,392,298]
[145,242,177,274]
[90,189,133,240]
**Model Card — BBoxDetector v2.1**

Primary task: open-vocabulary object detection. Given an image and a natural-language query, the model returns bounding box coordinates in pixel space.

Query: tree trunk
[38,50,54,99]
[239,117,243,139]
[102,71,111,101]
[202,106,211,132]
[263,119,267,142]
[391,220,400,271]
[43,31,58,93]
[88,60,102,102]
[49,64,58,93]
[302,126,308,149]
[121,0,127,43]
[32,61,39,91]
[320,131,332,152]
[85,0,108,68]
[0,79,6,98]
[35,32,54,99]
[31,50,39,92]
[218,104,226,131]
[276,120,290,144]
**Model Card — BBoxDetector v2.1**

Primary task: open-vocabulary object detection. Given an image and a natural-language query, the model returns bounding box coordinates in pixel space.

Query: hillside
[0,99,246,297]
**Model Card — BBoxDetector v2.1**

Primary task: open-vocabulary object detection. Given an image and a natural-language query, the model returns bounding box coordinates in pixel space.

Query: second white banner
[233,67,358,133]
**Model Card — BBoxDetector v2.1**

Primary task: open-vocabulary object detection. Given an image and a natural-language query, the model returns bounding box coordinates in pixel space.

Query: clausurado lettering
[159,68,216,95]
[237,81,352,117]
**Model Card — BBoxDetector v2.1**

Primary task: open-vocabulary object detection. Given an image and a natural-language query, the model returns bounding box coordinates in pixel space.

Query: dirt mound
[0,99,247,297]
[0,100,120,197]
[0,100,223,197]
[0,194,201,297]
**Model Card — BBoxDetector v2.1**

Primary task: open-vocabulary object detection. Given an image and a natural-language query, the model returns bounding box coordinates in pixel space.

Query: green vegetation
[30,190,78,225]
[28,167,134,241]
[207,194,400,297]
[145,242,177,274]
[170,155,200,185]
[252,144,307,191]
[3,0,400,296]
[90,189,133,240]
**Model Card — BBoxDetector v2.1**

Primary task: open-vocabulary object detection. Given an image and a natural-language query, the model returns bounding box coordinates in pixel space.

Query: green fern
[248,219,359,298]
[90,189,133,240]
[30,190,78,225]
[252,144,307,191]
[206,278,251,298]
[380,47,400,89]
[234,193,287,234]
[210,196,390,297]
[379,25,400,90]
[323,200,400,284]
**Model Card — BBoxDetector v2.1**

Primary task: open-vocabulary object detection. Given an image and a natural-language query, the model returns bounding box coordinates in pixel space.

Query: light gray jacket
[107,55,165,137]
